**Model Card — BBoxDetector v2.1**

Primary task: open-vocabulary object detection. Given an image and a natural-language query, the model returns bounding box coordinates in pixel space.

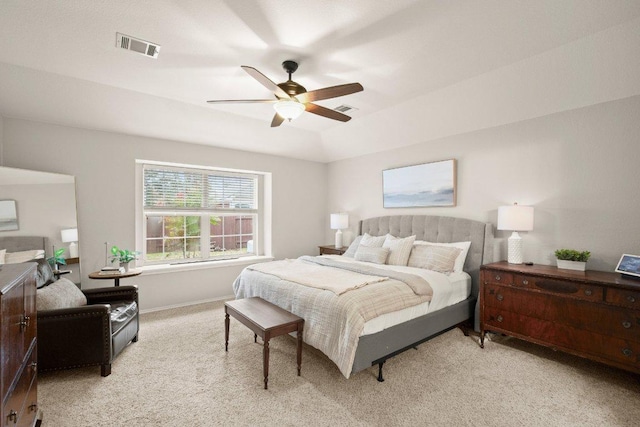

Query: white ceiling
[1,1,640,163]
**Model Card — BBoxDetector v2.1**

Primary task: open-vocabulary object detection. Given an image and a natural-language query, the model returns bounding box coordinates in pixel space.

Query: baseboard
[140,294,234,314]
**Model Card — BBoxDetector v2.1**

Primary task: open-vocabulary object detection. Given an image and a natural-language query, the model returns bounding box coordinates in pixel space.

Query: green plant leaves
[109,246,140,263]
[554,249,591,262]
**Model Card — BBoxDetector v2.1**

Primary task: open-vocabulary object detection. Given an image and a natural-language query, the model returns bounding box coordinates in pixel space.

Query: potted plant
[110,246,139,272]
[555,249,591,271]
[47,247,67,271]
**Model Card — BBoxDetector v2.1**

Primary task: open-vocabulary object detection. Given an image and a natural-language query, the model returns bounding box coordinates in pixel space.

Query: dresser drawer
[1,281,28,396]
[519,275,604,302]
[483,271,513,286]
[606,288,640,309]
[2,345,37,427]
[483,307,640,367]
[483,285,640,342]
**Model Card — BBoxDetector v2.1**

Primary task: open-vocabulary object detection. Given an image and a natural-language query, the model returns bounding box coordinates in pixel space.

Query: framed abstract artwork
[382,159,456,208]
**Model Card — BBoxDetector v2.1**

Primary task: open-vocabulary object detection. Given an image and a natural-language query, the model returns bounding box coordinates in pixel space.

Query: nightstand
[318,245,347,256]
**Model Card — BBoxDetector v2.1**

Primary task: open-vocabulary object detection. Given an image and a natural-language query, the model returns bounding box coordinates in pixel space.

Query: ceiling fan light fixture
[274,100,305,121]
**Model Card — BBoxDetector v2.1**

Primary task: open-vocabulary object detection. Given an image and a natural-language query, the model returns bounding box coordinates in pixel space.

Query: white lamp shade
[497,204,534,231]
[273,100,305,120]
[330,213,349,230]
[61,228,78,243]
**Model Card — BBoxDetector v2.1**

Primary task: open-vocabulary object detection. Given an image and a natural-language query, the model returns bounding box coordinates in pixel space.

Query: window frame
[136,160,267,267]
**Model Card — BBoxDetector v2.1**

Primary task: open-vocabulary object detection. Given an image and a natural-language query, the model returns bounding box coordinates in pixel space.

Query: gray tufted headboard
[0,236,50,254]
[359,215,494,298]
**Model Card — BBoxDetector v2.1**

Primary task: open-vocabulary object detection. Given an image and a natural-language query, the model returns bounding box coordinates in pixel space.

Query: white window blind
[143,166,257,212]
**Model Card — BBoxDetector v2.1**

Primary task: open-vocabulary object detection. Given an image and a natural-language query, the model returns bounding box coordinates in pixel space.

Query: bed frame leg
[377,361,385,382]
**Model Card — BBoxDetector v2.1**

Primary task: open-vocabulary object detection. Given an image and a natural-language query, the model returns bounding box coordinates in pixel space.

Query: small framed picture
[614,254,640,278]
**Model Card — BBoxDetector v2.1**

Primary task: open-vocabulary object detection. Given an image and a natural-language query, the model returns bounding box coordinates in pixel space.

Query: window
[140,163,261,265]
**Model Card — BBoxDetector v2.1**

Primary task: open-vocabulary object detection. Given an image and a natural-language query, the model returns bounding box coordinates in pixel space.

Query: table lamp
[497,203,534,264]
[61,228,79,258]
[330,213,349,249]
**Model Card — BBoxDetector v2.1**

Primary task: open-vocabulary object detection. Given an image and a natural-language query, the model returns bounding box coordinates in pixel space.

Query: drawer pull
[522,280,529,285]
[496,294,504,301]
[31,362,37,373]
[29,403,38,413]
[19,315,31,329]
[584,289,593,296]
[622,321,632,329]
[8,410,17,423]
[495,275,501,281]
[627,295,637,303]
[622,348,633,357]
[496,315,503,323]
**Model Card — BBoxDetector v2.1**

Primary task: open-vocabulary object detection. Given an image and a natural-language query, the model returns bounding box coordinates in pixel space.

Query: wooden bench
[224,297,304,389]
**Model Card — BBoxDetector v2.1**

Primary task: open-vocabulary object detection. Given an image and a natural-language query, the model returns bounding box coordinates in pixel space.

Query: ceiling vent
[333,104,358,113]
[116,32,160,59]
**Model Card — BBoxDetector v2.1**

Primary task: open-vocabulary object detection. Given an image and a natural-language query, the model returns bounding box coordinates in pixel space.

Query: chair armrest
[83,285,138,305]
[38,304,110,319]
[37,304,112,370]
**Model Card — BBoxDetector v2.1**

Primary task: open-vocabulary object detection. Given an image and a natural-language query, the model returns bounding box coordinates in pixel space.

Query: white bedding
[319,255,471,336]
[233,255,471,377]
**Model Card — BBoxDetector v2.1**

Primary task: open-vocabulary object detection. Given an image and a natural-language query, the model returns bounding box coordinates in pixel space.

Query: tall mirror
[0,166,81,285]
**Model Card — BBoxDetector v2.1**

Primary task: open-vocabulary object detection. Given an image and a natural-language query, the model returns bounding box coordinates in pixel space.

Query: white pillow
[36,278,87,311]
[360,233,387,247]
[383,235,416,266]
[343,233,386,258]
[0,249,6,265]
[414,241,471,273]
[4,249,45,264]
[408,245,462,273]
[354,245,390,264]
[342,236,362,258]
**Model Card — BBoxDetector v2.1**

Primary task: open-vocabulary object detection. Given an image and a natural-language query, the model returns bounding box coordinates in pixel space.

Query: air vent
[333,104,358,113]
[116,32,160,59]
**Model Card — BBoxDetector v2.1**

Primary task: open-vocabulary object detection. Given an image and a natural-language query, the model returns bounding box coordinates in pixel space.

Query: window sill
[138,255,274,275]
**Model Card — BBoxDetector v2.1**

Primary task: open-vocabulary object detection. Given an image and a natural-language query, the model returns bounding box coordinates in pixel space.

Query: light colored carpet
[39,301,640,426]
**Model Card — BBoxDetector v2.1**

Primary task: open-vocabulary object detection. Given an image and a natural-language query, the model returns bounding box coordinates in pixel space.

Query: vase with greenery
[110,246,139,272]
[47,247,66,271]
[554,249,591,271]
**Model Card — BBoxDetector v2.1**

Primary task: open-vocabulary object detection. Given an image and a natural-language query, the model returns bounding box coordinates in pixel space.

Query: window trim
[135,160,272,269]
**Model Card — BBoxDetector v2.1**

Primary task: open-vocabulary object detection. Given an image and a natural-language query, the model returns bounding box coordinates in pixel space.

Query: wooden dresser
[1,263,41,427]
[480,261,640,374]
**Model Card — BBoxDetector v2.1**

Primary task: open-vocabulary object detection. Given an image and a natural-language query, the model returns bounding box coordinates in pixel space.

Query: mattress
[320,255,471,336]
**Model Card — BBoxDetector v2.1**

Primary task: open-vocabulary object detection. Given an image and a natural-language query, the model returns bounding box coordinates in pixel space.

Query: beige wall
[0,114,4,165]
[3,118,327,310]
[326,95,640,272]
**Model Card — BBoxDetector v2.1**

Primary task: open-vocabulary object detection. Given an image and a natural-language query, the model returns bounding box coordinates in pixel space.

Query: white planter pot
[556,259,586,271]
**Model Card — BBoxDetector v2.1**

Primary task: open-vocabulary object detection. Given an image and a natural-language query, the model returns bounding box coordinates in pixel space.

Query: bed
[233,215,494,380]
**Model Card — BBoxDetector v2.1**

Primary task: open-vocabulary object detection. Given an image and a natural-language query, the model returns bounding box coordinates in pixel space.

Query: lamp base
[69,242,78,258]
[334,230,343,249]
[507,231,523,264]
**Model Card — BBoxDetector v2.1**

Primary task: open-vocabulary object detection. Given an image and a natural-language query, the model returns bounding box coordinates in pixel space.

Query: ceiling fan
[207,60,363,127]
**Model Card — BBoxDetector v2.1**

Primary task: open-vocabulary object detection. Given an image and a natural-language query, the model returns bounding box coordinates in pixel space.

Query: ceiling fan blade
[241,66,290,99]
[270,113,285,128]
[295,83,363,104]
[305,103,352,122]
[206,99,278,104]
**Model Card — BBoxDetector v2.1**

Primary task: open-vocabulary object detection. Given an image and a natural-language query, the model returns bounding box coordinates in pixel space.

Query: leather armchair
[37,285,139,376]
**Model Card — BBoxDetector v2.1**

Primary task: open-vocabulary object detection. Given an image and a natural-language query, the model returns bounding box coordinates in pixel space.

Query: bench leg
[297,324,303,376]
[224,312,230,352]
[263,339,270,390]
